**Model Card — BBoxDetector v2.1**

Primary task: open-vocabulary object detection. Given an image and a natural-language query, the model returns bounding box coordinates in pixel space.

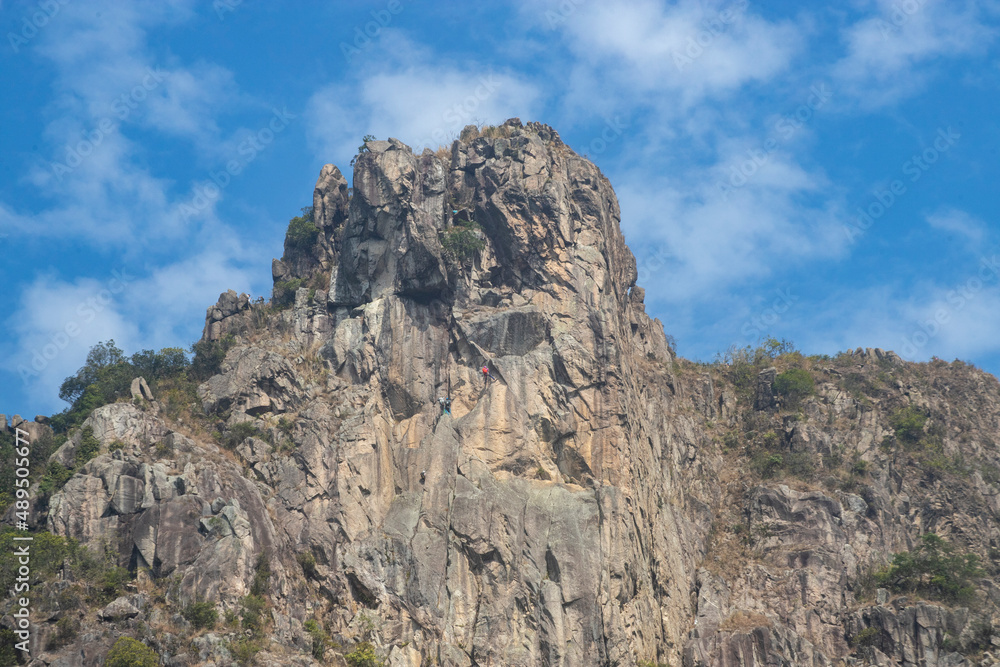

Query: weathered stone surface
[331,139,448,305]
[129,376,153,401]
[755,367,777,411]
[1,414,52,444]
[198,346,302,416]
[200,288,257,342]
[110,475,144,515]
[98,596,140,621]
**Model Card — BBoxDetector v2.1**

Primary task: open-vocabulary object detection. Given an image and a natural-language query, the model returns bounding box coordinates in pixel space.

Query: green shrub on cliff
[441,215,485,266]
[774,368,814,406]
[717,337,797,401]
[442,227,485,264]
[104,637,159,667]
[876,533,982,604]
[285,207,319,251]
[350,134,377,166]
[219,421,264,450]
[50,340,193,434]
[889,406,927,448]
[345,641,382,667]
[191,334,235,381]
[273,278,304,309]
[0,529,77,594]
[182,600,218,630]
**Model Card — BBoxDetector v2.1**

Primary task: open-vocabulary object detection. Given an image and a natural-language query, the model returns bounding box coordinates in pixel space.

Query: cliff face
[18,119,1000,666]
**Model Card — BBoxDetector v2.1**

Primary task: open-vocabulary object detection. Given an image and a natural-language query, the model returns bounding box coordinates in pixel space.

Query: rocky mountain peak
[277,119,636,311]
[14,120,1000,667]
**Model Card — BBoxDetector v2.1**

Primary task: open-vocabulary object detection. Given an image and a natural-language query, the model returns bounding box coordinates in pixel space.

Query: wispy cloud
[926,207,987,248]
[7,0,264,247]
[2,233,261,415]
[1,0,273,413]
[305,32,540,164]
[796,259,1000,363]
[528,0,803,115]
[620,157,845,306]
[832,0,996,106]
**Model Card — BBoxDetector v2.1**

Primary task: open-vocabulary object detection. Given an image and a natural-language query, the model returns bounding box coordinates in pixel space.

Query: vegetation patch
[875,533,982,605]
[229,637,262,666]
[716,337,797,402]
[223,554,272,663]
[273,278,305,309]
[850,626,880,648]
[889,406,928,448]
[297,551,319,580]
[774,367,814,408]
[284,207,319,252]
[305,618,334,660]
[46,616,79,650]
[74,426,100,467]
[191,334,236,382]
[0,529,136,612]
[0,529,109,599]
[351,134,377,166]
[91,564,132,605]
[182,600,218,630]
[345,641,382,667]
[441,216,486,266]
[219,422,264,450]
[51,341,189,433]
[104,637,159,667]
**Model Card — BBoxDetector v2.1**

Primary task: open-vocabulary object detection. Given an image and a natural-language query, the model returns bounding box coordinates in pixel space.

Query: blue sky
[1,0,999,418]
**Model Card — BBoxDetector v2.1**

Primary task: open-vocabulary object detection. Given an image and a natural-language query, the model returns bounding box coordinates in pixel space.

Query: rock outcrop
[12,119,1000,667]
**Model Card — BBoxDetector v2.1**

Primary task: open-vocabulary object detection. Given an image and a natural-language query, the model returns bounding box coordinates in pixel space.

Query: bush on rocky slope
[284,207,319,251]
[876,532,983,605]
[104,637,159,667]
[50,340,191,433]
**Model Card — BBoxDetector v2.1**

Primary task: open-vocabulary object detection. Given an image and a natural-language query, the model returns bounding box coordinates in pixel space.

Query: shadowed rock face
[29,120,1000,666]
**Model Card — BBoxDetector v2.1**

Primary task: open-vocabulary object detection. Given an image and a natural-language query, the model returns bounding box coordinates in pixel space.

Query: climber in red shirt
[482,365,496,384]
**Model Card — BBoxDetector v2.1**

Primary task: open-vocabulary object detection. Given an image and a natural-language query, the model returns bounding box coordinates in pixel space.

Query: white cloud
[926,207,987,247]
[795,265,1000,363]
[0,0,276,414]
[306,32,541,165]
[3,272,142,414]
[3,0,261,248]
[833,0,996,106]
[527,0,803,113]
[2,234,263,415]
[619,148,845,305]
